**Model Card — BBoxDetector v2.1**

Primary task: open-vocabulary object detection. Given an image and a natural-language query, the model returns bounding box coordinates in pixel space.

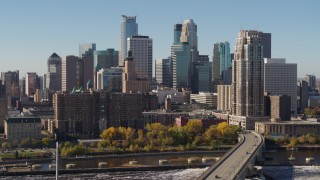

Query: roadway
[201,131,263,180]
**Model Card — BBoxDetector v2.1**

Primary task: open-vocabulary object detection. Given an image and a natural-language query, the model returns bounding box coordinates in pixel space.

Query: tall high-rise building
[212,42,231,86]
[264,58,297,115]
[94,49,119,70]
[297,80,309,113]
[261,33,271,58]
[304,74,316,92]
[127,35,153,80]
[61,56,82,91]
[171,42,191,89]
[122,51,151,93]
[192,61,212,93]
[79,43,96,58]
[180,19,198,62]
[155,58,172,87]
[25,73,39,96]
[1,70,19,97]
[0,97,7,132]
[174,24,182,43]
[119,15,138,67]
[46,53,62,91]
[231,30,265,117]
[0,80,4,98]
[19,78,25,96]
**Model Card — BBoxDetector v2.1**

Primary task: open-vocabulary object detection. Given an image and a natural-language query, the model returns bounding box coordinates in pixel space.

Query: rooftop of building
[142,110,189,115]
[5,115,41,123]
[49,52,60,58]
[256,119,320,125]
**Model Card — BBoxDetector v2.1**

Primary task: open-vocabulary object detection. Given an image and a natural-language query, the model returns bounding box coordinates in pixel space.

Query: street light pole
[56,141,58,180]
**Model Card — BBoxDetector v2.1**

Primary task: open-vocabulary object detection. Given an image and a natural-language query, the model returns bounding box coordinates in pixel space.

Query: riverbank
[0,150,227,165]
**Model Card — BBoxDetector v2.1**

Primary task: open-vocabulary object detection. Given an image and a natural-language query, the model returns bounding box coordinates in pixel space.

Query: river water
[1,166,320,180]
[1,149,320,179]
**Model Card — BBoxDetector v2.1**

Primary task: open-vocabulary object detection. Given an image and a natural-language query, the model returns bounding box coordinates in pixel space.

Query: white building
[190,92,217,107]
[127,35,152,80]
[264,58,297,115]
[152,87,178,104]
[4,116,42,144]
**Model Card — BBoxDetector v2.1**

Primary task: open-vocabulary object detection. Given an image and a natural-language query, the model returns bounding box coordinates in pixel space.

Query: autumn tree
[100,127,117,144]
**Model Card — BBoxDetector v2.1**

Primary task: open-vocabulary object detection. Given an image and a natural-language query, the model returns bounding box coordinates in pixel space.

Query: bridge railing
[197,133,245,180]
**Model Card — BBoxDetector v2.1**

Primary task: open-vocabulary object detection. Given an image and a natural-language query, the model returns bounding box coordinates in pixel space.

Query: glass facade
[79,43,96,57]
[127,36,152,80]
[171,42,191,89]
[94,49,119,71]
[213,41,231,83]
[155,58,172,87]
[97,68,122,92]
[120,15,138,67]
[193,62,212,93]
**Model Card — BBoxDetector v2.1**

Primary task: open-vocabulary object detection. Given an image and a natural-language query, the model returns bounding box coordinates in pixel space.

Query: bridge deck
[199,131,263,180]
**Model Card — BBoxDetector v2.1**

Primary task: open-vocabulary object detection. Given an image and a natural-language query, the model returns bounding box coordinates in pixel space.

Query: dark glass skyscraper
[46,53,62,91]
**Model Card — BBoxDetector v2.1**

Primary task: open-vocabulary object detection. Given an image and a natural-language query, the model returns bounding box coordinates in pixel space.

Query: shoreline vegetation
[1,121,240,160]
[61,121,241,157]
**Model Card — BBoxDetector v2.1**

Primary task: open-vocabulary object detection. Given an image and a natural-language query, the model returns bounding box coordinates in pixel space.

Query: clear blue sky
[0,0,319,78]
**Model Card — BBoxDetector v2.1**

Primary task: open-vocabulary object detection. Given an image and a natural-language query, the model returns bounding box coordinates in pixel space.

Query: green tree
[210,140,217,150]
[42,138,51,147]
[97,140,109,150]
[1,142,10,149]
[185,120,203,139]
[61,145,87,157]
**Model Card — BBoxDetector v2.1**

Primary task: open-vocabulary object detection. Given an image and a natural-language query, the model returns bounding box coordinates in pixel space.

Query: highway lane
[204,131,262,180]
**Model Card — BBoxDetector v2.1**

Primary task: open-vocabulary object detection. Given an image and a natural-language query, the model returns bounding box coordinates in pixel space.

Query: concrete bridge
[198,131,264,180]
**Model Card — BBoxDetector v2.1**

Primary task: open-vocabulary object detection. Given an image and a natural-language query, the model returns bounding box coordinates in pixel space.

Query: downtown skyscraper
[180,19,199,63]
[119,15,138,67]
[264,58,297,115]
[231,30,265,117]
[171,19,198,90]
[127,35,153,80]
[1,70,19,97]
[212,42,231,88]
[45,53,62,91]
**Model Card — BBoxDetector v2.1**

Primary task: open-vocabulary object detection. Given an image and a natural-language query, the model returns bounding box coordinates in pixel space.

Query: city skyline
[0,0,319,78]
